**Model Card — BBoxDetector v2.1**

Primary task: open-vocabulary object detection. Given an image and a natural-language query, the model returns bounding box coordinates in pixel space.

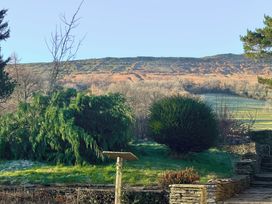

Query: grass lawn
[0,142,235,186]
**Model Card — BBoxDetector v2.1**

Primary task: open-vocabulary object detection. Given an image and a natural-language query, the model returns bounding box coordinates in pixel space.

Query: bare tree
[46,0,85,93]
[10,53,44,103]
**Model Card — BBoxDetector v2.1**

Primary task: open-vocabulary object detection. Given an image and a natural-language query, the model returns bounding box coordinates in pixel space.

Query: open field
[0,142,234,186]
[200,93,272,130]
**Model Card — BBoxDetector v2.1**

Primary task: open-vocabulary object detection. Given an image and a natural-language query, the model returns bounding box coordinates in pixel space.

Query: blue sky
[1,0,272,63]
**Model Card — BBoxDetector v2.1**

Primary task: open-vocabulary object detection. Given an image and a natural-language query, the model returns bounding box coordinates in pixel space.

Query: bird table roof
[102,151,138,161]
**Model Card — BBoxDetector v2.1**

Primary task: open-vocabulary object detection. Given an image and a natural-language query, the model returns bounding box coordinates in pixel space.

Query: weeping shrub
[73,93,133,151]
[148,96,218,153]
[0,89,133,164]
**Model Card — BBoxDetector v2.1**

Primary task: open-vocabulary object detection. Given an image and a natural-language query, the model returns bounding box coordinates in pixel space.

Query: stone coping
[237,159,257,163]
[169,184,205,188]
[169,175,249,187]
[0,184,166,192]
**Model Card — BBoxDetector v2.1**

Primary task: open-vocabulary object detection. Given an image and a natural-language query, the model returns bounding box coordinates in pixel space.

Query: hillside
[13,54,271,75]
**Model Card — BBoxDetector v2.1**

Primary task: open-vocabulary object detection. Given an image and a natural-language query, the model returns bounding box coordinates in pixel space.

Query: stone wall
[0,185,169,204]
[209,175,250,202]
[170,184,206,204]
[235,159,259,176]
[0,176,251,204]
[169,175,250,204]
[234,143,269,177]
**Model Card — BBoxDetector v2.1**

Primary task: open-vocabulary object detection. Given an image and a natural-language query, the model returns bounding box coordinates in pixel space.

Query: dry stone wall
[0,176,250,204]
[169,175,250,204]
[0,185,168,204]
[170,184,206,204]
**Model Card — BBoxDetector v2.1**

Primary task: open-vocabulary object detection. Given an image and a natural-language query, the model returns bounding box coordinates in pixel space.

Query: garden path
[225,156,272,203]
[224,187,272,203]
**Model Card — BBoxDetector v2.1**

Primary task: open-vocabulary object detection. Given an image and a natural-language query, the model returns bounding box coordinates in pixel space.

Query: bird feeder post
[102,151,138,204]
[115,156,123,204]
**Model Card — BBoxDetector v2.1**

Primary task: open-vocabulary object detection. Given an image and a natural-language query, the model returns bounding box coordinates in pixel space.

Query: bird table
[102,151,138,204]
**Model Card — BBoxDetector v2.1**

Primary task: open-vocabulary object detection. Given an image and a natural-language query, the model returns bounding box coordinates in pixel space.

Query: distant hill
[11,54,272,75]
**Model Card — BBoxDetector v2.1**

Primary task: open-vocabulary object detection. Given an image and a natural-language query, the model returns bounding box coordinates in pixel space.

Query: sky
[1,0,272,63]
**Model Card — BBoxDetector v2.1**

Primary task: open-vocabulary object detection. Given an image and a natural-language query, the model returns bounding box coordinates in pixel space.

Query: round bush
[148,96,218,153]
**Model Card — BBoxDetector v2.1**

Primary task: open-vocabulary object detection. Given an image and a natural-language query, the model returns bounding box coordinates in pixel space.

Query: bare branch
[9,53,44,103]
[46,0,85,93]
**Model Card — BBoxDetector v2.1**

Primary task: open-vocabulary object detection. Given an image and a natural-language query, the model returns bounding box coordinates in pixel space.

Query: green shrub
[73,93,133,151]
[148,96,218,153]
[158,167,200,188]
[0,89,133,164]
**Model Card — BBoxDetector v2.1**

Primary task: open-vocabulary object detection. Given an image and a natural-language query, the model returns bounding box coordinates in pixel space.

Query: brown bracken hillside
[14,53,271,75]
[8,54,272,93]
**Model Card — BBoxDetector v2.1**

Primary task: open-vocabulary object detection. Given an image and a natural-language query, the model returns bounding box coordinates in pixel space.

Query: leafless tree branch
[9,53,44,103]
[46,0,85,93]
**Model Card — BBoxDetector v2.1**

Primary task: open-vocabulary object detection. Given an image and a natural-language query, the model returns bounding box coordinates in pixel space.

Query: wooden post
[102,151,138,204]
[115,156,123,204]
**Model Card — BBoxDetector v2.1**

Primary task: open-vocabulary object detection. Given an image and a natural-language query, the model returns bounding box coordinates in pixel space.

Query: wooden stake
[102,151,138,204]
[115,156,123,204]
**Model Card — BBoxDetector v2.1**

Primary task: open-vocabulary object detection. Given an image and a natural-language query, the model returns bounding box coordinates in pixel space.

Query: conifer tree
[241,15,272,88]
[0,9,15,103]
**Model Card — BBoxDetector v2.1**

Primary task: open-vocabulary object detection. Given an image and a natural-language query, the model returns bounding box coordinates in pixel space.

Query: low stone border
[210,175,250,202]
[0,184,169,204]
[169,175,250,204]
[170,184,207,204]
[235,159,259,177]
[0,176,250,203]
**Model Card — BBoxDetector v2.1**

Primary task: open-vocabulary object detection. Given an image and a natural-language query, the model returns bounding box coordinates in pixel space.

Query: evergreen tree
[148,96,218,153]
[0,9,15,103]
[241,15,272,59]
[241,15,272,88]
[0,89,133,164]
